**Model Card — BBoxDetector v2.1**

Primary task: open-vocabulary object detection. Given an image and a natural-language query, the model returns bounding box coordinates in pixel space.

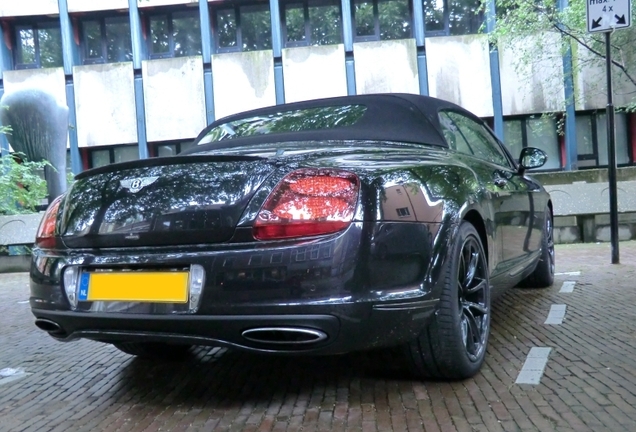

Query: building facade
[0,0,634,174]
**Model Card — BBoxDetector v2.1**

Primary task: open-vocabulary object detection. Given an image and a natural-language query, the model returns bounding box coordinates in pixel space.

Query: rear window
[196,104,367,145]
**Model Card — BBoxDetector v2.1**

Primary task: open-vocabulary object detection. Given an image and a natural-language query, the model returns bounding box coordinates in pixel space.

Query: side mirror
[518,147,547,174]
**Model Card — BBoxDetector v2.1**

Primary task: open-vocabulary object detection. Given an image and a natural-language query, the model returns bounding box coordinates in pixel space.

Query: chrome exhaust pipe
[35,319,65,335]
[242,327,328,345]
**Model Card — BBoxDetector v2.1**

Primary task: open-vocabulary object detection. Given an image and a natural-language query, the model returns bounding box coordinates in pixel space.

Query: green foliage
[491,0,636,105]
[0,153,51,215]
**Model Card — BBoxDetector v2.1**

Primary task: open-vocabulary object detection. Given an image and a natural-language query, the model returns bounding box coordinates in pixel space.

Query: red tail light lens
[253,169,359,240]
[35,195,63,249]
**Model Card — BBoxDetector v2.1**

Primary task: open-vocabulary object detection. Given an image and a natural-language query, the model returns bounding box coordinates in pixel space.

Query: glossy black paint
[30,95,552,356]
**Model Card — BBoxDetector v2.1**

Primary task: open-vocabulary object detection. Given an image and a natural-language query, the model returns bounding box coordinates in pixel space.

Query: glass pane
[91,149,111,168]
[596,113,630,165]
[105,17,132,62]
[16,27,36,65]
[449,0,482,36]
[241,6,272,51]
[378,0,411,40]
[180,141,195,153]
[113,146,139,164]
[198,105,367,145]
[157,144,177,157]
[83,20,102,60]
[285,3,306,43]
[309,2,342,45]
[173,13,202,57]
[37,26,63,67]
[217,9,238,49]
[526,117,560,170]
[150,16,170,54]
[575,115,594,156]
[423,0,445,33]
[446,111,510,166]
[354,0,375,37]
[503,119,523,161]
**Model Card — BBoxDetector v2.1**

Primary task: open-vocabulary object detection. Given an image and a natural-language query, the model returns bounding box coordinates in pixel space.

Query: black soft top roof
[186,93,475,153]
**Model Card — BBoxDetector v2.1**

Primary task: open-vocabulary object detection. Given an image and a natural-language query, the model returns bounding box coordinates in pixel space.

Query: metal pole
[605,31,620,264]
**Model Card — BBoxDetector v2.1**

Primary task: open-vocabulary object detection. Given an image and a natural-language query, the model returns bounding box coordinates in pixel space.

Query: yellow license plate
[81,271,189,303]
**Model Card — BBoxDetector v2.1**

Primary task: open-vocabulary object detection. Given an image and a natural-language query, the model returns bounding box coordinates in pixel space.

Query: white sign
[587,0,632,32]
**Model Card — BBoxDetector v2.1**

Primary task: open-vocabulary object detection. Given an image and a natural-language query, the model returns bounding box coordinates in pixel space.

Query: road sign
[587,0,632,32]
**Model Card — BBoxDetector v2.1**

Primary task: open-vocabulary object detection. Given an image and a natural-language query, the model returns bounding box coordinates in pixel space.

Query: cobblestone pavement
[2,242,636,432]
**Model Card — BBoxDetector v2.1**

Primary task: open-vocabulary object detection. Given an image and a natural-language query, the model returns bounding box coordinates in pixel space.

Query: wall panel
[67,0,129,13]
[282,44,347,103]
[426,35,493,117]
[142,56,206,142]
[211,50,276,119]
[73,63,137,147]
[353,39,418,95]
[498,33,564,115]
[0,0,58,17]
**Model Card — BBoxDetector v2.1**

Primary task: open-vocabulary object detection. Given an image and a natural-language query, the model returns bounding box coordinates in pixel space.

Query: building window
[152,141,195,157]
[282,0,342,47]
[14,22,63,69]
[147,10,202,59]
[89,145,138,168]
[423,0,483,37]
[576,111,630,168]
[213,4,272,52]
[353,0,411,42]
[80,15,132,64]
[503,116,561,170]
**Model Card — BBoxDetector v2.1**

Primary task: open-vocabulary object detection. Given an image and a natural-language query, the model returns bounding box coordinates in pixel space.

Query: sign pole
[605,30,620,264]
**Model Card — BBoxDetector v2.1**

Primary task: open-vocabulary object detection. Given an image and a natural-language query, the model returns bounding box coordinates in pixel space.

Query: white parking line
[555,271,581,276]
[515,347,552,385]
[544,304,567,325]
[0,368,30,386]
[559,281,576,293]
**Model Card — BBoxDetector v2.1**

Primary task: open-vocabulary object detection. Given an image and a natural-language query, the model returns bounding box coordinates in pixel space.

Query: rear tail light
[35,195,63,249]
[253,169,359,240]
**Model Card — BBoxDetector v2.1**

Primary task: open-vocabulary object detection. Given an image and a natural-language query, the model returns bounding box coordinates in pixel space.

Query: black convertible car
[30,94,553,380]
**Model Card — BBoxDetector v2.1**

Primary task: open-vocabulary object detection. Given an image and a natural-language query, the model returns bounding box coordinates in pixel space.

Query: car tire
[519,208,555,288]
[404,221,490,380]
[113,342,193,360]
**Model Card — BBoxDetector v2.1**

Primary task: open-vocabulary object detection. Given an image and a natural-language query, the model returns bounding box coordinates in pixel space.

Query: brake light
[253,169,359,240]
[35,195,63,249]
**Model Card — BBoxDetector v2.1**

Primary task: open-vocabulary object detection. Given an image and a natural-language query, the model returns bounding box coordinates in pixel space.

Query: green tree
[0,151,51,215]
[491,0,636,107]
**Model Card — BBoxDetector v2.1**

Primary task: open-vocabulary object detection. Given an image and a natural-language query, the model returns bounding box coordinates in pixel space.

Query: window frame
[78,13,132,65]
[146,8,202,59]
[12,20,63,70]
[440,109,515,169]
[423,0,484,38]
[88,145,138,169]
[575,110,633,169]
[281,0,343,48]
[212,2,273,53]
[352,0,413,42]
[503,115,563,172]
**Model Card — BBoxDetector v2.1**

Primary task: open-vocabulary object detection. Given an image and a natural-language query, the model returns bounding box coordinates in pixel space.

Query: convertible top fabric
[186,94,471,153]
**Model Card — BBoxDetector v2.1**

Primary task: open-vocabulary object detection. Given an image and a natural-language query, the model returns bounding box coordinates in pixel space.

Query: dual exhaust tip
[35,319,329,346]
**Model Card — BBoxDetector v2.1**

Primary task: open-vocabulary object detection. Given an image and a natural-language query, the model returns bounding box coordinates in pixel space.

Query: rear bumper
[31,298,437,354]
[30,221,450,354]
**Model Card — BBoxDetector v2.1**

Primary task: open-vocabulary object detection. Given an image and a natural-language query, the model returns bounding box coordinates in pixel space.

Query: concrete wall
[137,0,198,8]
[0,0,58,17]
[3,68,67,108]
[73,63,137,147]
[499,33,565,115]
[282,44,347,103]
[426,35,493,117]
[353,39,419,95]
[142,56,206,142]
[211,50,276,120]
[572,40,636,110]
[68,0,129,13]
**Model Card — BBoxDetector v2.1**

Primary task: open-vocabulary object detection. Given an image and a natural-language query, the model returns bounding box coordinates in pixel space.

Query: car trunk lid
[60,155,274,248]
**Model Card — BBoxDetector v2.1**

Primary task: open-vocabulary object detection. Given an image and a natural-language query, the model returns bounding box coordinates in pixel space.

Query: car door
[439,110,540,283]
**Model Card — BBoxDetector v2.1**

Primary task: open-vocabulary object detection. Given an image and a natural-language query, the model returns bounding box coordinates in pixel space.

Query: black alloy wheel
[405,221,490,380]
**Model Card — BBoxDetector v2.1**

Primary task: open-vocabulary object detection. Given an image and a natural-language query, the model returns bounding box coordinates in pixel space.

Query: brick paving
[2,242,636,431]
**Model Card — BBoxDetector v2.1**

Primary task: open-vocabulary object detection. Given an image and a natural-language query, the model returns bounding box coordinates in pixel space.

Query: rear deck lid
[60,155,274,248]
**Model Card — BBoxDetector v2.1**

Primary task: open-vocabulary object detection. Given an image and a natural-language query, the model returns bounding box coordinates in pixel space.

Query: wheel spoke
[463,300,488,315]
[462,308,481,354]
[465,279,487,296]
